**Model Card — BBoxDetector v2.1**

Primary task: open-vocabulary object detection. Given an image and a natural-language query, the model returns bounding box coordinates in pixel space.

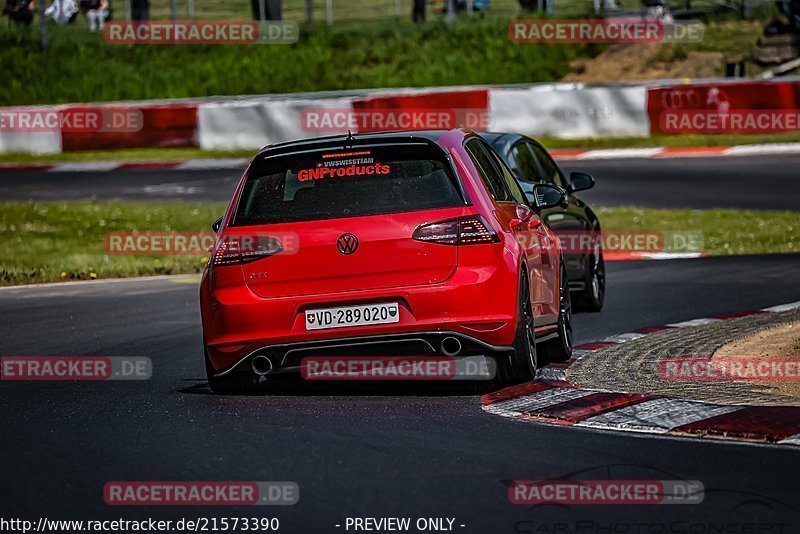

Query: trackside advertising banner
[648,81,800,135]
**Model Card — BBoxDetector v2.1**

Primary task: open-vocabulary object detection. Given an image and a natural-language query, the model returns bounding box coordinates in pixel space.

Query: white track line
[778,433,800,446]
[574,148,664,160]
[762,300,800,313]
[723,143,800,157]
[175,158,249,171]
[0,274,198,292]
[50,162,123,172]
[601,332,647,343]
[666,318,722,328]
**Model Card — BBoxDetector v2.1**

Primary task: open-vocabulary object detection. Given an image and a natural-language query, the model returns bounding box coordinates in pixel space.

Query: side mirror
[212,216,223,233]
[528,183,566,210]
[568,172,595,193]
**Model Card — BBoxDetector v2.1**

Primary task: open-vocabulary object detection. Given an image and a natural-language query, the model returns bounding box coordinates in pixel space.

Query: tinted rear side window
[465,138,513,202]
[233,144,464,226]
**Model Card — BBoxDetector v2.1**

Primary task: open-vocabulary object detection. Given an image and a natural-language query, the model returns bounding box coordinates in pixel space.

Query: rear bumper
[213,330,513,377]
[201,259,520,373]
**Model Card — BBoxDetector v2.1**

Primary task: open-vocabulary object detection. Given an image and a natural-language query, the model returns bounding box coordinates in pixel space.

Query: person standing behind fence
[412,0,425,21]
[3,0,34,25]
[131,0,147,20]
[80,0,108,30]
[252,0,281,20]
[45,0,78,24]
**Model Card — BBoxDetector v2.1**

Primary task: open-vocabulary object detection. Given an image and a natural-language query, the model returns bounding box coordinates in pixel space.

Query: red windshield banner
[297,163,391,181]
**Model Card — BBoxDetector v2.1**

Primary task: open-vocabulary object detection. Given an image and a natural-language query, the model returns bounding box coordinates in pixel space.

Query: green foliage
[0,19,597,105]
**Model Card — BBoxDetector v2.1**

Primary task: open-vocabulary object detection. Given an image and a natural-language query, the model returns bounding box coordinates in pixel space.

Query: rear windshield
[232,144,465,226]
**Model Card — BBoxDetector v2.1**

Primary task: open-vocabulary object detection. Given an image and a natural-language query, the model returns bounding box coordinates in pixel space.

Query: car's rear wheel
[540,263,574,363]
[205,350,261,394]
[505,269,538,382]
[574,243,605,312]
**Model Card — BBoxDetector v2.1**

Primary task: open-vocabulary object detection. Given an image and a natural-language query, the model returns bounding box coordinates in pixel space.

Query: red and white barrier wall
[1,78,799,154]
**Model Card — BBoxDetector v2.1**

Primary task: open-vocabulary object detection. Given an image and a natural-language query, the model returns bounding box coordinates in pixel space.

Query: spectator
[79,0,108,30]
[131,0,147,20]
[3,0,35,25]
[44,0,78,24]
[251,0,281,20]
[412,0,425,21]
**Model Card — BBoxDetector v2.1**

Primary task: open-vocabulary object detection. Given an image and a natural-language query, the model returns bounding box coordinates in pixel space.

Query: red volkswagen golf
[200,129,573,393]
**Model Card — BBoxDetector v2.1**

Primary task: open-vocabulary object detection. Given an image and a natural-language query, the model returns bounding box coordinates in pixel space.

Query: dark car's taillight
[211,236,283,266]
[412,216,499,246]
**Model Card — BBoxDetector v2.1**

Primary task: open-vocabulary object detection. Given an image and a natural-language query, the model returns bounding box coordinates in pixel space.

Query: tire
[504,269,538,383]
[573,243,605,313]
[540,262,574,363]
[205,350,261,395]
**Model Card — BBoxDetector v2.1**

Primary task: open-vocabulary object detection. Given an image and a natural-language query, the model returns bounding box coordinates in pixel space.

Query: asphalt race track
[2,154,799,210]
[2,254,800,531]
[1,153,799,532]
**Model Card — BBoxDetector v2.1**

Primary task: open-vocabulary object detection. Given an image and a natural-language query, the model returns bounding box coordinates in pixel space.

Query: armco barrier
[647,80,800,135]
[489,84,649,138]
[61,104,199,151]
[352,89,490,133]
[197,96,355,150]
[2,78,800,154]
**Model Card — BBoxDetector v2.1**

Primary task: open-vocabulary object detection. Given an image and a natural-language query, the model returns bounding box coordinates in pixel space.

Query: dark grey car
[482,132,605,312]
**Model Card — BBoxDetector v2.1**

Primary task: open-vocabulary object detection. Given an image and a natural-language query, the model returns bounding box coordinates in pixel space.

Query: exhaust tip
[440,336,462,357]
[251,355,273,376]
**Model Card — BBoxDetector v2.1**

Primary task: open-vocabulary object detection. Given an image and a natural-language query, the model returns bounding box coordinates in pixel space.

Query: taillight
[413,216,499,246]
[211,236,283,266]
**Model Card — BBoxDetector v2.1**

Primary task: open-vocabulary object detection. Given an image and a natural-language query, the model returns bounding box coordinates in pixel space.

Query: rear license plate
[305,302,400,331]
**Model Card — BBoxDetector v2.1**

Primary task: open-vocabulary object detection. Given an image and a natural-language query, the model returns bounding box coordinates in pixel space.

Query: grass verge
[597,207,799,256]
[1,202,797,286]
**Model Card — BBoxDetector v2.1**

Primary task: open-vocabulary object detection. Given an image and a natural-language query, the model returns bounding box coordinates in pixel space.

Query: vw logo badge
[337,233,359,255]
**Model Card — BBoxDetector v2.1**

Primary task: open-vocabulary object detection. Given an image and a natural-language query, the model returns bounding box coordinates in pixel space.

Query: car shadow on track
[178,378,508,397]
